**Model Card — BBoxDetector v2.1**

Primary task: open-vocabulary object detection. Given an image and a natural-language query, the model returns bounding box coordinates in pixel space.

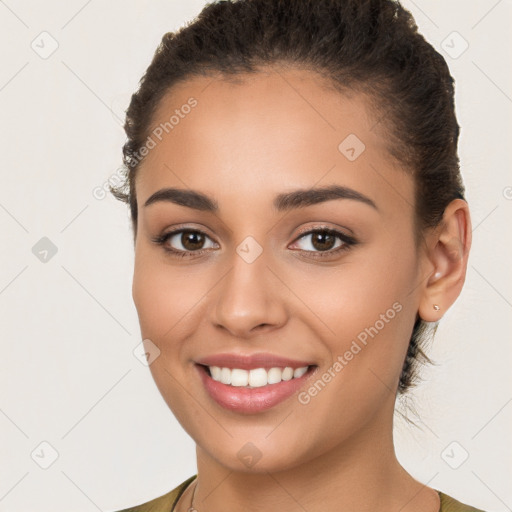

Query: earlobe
[418,198,472,322]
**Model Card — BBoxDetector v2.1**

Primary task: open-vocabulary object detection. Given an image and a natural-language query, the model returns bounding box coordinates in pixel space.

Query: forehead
[135,68,413,218]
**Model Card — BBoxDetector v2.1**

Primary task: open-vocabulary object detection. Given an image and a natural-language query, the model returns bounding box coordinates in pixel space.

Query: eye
[152,229,218,258]
[289,227,357,258]
[152,226,357,260]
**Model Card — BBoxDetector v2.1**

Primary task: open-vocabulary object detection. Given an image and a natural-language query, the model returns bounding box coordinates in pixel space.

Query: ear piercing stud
[433,304,440,311]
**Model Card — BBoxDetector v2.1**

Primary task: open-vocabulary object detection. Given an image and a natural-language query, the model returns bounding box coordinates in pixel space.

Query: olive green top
[115,475,486,512]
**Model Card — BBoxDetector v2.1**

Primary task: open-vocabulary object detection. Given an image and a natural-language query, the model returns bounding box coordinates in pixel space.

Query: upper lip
[195,352,315,370]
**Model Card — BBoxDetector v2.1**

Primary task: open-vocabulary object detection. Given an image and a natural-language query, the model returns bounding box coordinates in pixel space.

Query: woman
[110,0,483,510]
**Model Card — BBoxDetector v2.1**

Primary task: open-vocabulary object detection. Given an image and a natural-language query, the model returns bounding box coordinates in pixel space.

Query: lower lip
[196,364,317,414]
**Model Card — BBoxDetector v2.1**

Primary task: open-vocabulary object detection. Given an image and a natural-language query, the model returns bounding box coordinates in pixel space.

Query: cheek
[289,256,418,435]
[132,247,203,338]
[310,238,418,378]
[131,253,204,421]
[132,261,170,337]
[317,242,415,323]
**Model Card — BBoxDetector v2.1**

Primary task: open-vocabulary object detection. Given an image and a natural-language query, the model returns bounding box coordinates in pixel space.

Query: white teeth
[230,369,248,387]
[267,367,282,384]
[220,367,231,385]
[293,366,308,378]
[208,365,310,387]
[282,367,294,381]
[249,368,268,387]
[210,366,222,381]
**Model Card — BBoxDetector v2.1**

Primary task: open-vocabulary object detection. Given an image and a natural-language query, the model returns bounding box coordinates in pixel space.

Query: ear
[417,198,472,322]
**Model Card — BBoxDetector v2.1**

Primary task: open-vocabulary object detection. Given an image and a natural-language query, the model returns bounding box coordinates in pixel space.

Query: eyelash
[151,226,357,260]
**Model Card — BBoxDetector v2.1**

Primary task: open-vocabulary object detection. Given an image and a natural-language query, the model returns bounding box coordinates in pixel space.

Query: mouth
[201,364,313,387]
[195,363,318,414]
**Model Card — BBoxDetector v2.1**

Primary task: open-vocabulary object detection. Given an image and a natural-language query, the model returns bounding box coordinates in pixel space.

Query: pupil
[313,232,335,251]
[182,231,204,250]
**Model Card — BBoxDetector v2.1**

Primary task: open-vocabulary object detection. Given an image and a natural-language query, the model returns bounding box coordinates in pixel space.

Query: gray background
[0,1,511,511]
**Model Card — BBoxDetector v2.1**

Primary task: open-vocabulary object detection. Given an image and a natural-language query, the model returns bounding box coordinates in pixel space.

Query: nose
[210,245,288,338]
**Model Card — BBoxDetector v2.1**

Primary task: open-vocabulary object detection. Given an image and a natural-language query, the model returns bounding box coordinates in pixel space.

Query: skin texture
[131,67,471,512]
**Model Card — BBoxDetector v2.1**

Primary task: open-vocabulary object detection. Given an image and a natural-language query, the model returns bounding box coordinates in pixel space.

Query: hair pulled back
[110,0,466,394]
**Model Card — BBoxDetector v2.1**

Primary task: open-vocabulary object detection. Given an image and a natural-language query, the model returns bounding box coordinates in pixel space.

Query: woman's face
[132,68,431,472]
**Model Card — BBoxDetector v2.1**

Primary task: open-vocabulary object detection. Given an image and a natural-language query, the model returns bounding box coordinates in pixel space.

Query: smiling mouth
[198,364,317,388]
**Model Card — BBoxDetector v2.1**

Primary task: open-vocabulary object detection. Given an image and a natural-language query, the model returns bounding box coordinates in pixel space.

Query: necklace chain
[187,478,198,512]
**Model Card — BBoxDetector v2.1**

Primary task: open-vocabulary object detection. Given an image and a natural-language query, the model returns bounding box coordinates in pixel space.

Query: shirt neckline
[172,477,446,512]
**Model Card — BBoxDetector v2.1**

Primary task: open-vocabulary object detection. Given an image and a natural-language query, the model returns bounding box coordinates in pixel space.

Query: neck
[179,401,440,512]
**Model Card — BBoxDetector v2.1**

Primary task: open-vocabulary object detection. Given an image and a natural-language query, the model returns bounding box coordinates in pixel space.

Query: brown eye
[289,228,357,259]
[180,230,207,251]
[293,229,347,253]
[153,228,218,257]
[310,231,337,251]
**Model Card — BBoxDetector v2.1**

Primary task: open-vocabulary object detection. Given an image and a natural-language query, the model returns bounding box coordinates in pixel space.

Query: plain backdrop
[0,1,511,511]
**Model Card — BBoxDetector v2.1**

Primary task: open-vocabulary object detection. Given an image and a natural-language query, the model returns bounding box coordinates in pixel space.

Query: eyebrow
[143,185,378,212]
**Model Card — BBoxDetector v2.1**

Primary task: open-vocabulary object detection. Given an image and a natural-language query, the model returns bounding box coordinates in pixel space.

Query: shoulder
[438,491,487,512]
[113,475,197,512]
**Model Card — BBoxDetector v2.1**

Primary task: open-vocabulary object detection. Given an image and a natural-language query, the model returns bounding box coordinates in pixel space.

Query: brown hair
[110,0,466,394]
